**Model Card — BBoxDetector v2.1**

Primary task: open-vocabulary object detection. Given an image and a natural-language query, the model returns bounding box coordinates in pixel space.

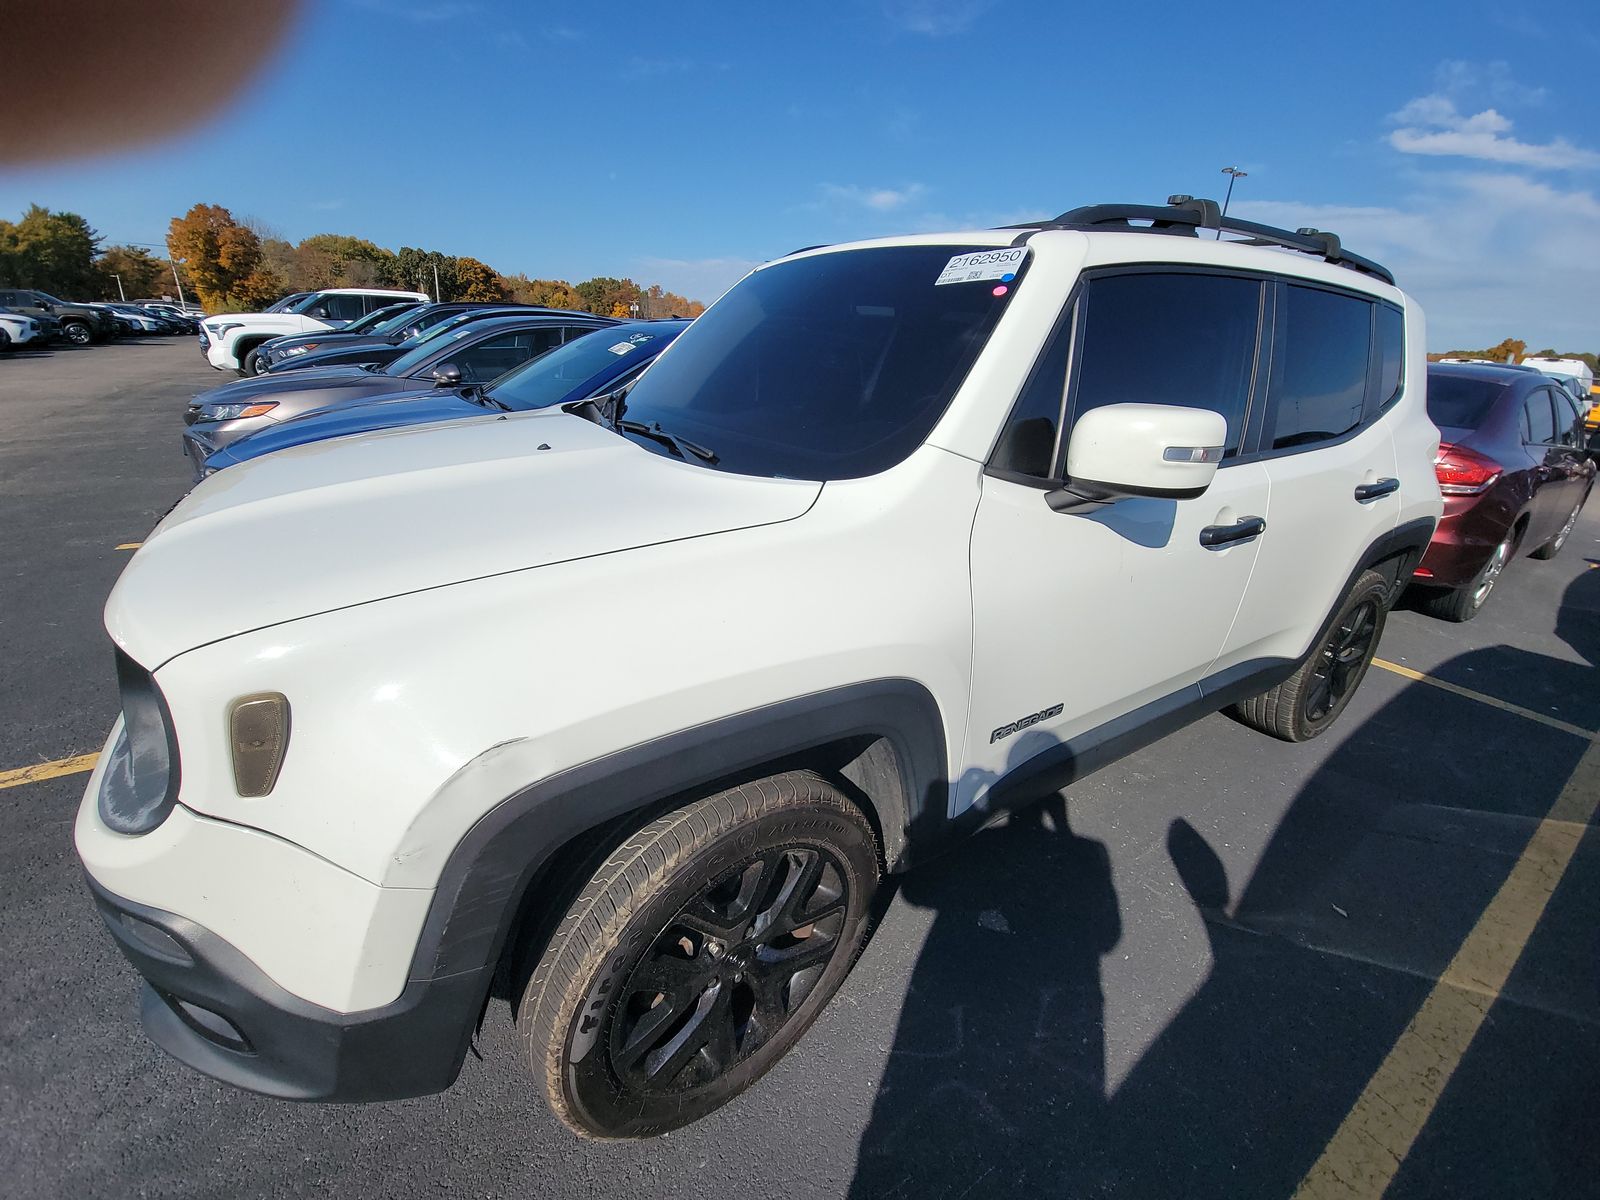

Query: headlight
[213,322,243,336]
[200,401,278,421]
[98,650,181,835]
[291,343,316,354]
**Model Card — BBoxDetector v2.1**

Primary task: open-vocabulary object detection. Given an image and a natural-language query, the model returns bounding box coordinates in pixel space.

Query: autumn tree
[94,244,166,299]
[385,246,455,299]
[167,203,281,311]
[452,256,504,302]
[295,233,394,290]
[0,204,103,294]
[500,274,585,310]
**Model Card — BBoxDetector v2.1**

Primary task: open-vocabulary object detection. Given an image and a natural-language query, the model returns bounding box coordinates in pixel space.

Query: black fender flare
[410,678,950,984]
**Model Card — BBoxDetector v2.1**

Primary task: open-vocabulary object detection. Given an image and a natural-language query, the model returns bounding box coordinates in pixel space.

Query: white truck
[1521,357,1595,413]
[199,287,429,374]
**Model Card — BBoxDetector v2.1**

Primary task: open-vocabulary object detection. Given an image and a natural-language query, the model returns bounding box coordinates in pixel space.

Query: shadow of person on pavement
[849,561,1600,1198]
[847,732,1122,1198]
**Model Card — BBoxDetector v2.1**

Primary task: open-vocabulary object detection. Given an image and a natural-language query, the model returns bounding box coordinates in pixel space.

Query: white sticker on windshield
[934,247,1027,286]
[608,342,637,355]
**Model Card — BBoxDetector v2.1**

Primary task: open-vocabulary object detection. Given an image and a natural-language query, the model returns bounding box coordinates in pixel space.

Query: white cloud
[1387,93,1598,169]
[1232,172,1600,350]
[882,0,996,36]
[818,182,928,211]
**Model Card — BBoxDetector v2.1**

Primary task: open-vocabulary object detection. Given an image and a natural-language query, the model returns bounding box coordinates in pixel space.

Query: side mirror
[1049,403,1226,513]
[432,363,463,386]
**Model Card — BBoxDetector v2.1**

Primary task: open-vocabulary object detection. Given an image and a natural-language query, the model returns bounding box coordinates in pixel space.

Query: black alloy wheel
[598,846,849,1097]
[1302,595,1381,727]
[520,771,879,1138]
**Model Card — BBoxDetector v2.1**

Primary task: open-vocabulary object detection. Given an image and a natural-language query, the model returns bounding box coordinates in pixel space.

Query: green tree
[575,275,641,317]
[167,203,274,311]
[0,203,103,294]
[94,244,166,299]
[385,246,456,300]
[499,274,585,310]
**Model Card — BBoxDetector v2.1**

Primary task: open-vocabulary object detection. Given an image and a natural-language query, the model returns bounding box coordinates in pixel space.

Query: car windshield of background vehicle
[385,323,486,375]
[1425,373,1508,430]
[264,293,308,313]
[490,326,669,410]
[614,244,1030,479]
[341,305,411,334]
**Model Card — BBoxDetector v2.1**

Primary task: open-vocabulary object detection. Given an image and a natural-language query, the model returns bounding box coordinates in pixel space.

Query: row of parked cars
[0,286,201,351]
[76,196,1597,1143]
[183,287,691,476]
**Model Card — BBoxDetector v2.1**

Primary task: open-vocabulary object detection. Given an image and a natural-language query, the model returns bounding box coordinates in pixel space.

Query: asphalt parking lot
[2,338,1597,1199]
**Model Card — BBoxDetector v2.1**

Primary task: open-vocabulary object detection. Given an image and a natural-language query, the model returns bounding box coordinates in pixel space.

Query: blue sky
[5,0,1597,348]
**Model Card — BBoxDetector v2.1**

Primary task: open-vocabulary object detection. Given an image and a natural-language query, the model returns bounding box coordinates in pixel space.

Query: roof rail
[1003,195,1394,285]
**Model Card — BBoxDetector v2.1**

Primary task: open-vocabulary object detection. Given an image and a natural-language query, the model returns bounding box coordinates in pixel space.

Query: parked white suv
[77,197,1440,1137]
[199,287,429,374]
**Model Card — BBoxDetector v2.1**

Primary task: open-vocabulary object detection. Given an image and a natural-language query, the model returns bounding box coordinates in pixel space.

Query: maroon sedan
[1412,362,1595,620]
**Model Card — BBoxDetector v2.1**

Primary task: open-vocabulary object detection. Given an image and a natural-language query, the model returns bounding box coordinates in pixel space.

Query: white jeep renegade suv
[199,286,429,374]
[78,197,1441,1137]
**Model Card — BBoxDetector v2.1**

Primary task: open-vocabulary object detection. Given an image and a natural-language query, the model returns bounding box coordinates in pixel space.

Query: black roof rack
[1002,194,1394,285]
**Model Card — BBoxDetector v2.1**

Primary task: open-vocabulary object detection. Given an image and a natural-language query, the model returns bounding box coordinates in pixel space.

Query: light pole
[124,241,187,305]
[1218,166,1247,238]
[111,273,126,301]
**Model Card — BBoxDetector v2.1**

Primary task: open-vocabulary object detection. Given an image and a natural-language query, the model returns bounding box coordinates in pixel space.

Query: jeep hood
[107,411,821,666]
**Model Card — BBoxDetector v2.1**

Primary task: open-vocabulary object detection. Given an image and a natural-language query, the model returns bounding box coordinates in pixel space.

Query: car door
[961,268,1271,814]
[1532,386,1591,537]
[1222,281,1397,668]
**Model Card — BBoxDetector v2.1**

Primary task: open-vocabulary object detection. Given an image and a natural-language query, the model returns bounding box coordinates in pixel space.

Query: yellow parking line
[1372,658,1595,740]
[0,753,99,791]
[114,543,142,551]
[1293,735,1600,1199]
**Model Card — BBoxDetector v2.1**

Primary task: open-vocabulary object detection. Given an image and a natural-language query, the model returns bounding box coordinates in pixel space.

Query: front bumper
[181,417,275,478]
[87,874,489,1102]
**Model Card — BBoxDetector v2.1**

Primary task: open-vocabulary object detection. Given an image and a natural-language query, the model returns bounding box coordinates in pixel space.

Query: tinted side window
[1268,285,1372,450]
[448,329,561,382]
[315,294,365,322]
[1375,305,1405,410]
[1523,391,1556,444]
[991,300,1076,478]
[1071,273,1260,457]
[1553,389,1583,446]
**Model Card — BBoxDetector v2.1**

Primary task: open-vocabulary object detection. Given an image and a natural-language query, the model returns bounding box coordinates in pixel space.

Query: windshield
[1426,372,1508,430]
[35,291,67,305]
[491,324,677,410]
[614,244,1028,479]
[342,303,414,334]
[265,293,310,313]
[369,304,431,336]
[385,322,486,375]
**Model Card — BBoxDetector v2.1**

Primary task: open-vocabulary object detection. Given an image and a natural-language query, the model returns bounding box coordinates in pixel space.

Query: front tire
[518,771,879,1138]
[1234,569,1389,742]
[244,347,270,376]
[62,320,92,346]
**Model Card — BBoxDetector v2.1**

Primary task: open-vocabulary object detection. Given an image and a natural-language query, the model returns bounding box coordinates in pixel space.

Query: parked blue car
[198,320,689,476]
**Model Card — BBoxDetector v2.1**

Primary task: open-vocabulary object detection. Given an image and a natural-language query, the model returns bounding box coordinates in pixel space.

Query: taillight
[1434,443,1502,495]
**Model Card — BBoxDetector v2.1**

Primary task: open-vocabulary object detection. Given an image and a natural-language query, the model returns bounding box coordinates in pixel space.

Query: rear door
[1533,386,1592,539]
[1222,281,1398,667]
[962,268,1271,811]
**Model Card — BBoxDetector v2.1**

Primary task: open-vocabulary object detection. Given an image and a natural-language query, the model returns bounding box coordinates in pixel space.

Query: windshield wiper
[618,419,719,463]
[464,386,511,411]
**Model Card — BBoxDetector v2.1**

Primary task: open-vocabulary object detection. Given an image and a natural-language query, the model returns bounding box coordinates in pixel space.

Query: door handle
[1199,515,1267,548]
[1354,477,1400,501]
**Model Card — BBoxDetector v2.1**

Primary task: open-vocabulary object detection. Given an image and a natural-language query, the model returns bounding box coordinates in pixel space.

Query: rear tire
[517,770,879,1138]
[1419,526,1516,621]
[1531,491,1587,559]
[1233,569,1388,742]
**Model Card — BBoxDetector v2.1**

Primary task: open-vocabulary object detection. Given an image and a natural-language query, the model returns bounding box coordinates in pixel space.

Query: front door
[960,268,1272,818]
